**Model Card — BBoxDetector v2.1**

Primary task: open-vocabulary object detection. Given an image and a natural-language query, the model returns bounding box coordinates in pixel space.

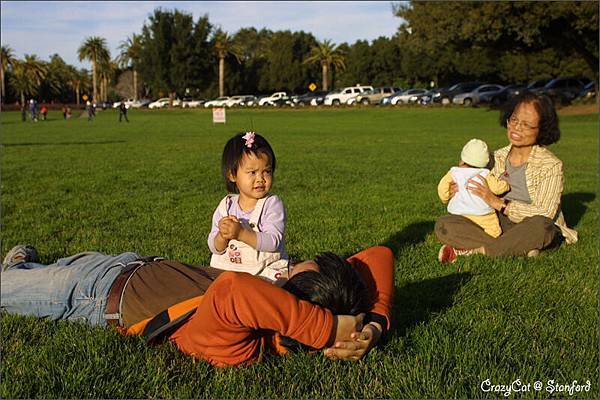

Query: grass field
[1,106,598,398]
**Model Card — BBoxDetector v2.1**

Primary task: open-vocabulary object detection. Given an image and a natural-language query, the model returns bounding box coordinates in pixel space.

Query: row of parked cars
[113,76,595,111]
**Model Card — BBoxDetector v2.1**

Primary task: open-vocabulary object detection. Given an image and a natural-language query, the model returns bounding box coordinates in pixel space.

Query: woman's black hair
[499,91,561,146]
[221,132,276,193]
[279,252,373,351]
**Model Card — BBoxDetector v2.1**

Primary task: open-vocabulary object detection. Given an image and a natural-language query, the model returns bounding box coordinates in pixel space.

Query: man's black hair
[499,92,560,146]
[279,252,373,351]
[221,132,276,193]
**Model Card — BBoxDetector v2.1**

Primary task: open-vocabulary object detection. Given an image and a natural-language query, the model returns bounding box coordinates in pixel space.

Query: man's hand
[328,313,364,348]
[324,321,382,361]
[218,216,242,240]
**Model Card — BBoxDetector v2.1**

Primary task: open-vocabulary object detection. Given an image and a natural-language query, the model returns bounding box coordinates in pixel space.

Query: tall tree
[214,31,242,97]
[67,67,90,106]
[78,36,110,101]
[117,34,142,100]
[39,54,71,102]
[9,54,48,106]
[1,45,16,105]
[303,39,346,91]
[98,58,117,102]
[138,9,214,99]
[394,2,598,82]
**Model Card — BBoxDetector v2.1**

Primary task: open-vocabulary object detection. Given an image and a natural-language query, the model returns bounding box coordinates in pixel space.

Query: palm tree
[78,36,110,101]
[1,45,16,105]
[214,31,242,97]
[98,59,117,102]
[116,34,142,100]
[9,54,48,106]
[303,40,346,92]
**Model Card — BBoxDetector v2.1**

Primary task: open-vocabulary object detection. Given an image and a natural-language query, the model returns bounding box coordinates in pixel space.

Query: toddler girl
[437,138,510,238]
[208,132,289,281]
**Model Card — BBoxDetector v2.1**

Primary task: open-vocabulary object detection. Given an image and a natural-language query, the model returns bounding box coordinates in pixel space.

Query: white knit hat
[461,138,489,168]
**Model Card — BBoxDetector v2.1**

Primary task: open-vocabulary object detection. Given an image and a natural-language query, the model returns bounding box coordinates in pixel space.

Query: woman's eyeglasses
[507,115,538,132]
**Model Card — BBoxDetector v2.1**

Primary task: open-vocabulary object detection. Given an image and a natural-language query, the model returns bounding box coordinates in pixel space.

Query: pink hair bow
[242,131,255,148]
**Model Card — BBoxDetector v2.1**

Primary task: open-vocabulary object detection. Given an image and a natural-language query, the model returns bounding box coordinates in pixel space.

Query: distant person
[86,100,94,121]
[29,99,38,122]
[208,132,288,281]
[61,105,68,119]
[20,101,26,122]
[118,102,129,122]
[436,92,578,263]
[66,106,72,119]
[437,138,509,239]
[40,105,48,121]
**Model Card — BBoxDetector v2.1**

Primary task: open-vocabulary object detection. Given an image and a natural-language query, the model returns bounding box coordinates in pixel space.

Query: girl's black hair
[221,132,276,193]
[279,252,373,352]
[499,91,561,146]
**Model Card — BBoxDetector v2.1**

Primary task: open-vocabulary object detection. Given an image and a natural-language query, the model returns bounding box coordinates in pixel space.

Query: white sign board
[212,107,226,124]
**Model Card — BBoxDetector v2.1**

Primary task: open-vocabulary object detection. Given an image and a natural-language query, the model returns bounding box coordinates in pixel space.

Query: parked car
[225,95,256,107]
[379,89,404,106]
[536,77,588,104]
[291,91,328,106]
[578,81,596,100]
[525,79,552,93]
[204,96,230,108]
[351,87,400,105]
[149,97,181,109]
[407,90,434,104]
[488,84,526,106]
[390,88,429,105]
[258,92,288,106]
[181,97,205,108]
[324,85,373,106]
[131,99,151,108]
[113,98,133,109]
[452,84,505,106]
[432,82,482,104]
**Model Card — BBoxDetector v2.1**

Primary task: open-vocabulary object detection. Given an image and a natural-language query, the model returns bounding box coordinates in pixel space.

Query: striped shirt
[491,145,578,244]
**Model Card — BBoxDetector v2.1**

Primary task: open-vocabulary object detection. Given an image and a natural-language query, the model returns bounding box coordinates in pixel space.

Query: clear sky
[1,1,402,69]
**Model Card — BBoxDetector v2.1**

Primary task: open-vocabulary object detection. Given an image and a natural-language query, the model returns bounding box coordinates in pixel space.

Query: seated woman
[436,92,578,263]
[1,244,393,366]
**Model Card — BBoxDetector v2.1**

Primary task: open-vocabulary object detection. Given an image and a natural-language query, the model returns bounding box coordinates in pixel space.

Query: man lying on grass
[1,245,393,366]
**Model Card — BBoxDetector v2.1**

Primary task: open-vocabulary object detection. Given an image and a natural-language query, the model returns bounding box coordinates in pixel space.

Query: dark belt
[104,256,164,327]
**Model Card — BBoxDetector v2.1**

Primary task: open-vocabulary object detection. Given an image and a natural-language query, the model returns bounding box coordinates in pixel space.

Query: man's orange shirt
[170,246,394,367]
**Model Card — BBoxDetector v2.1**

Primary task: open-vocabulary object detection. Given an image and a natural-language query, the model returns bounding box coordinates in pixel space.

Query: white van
[323,85,373,106]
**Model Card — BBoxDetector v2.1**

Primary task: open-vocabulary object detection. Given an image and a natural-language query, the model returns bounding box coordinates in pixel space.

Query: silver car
[452,84,504,106]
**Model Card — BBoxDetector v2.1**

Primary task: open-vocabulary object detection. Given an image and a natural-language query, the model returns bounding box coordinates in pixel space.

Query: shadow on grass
[1,140,126,147]
[562,192,595,228]
[390,272,472,337]
[381,220,435,257]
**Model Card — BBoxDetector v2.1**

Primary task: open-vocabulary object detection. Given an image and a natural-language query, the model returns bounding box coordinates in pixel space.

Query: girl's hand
[468,175,503,209]
[218,216,241,240]
[323,321,382,361]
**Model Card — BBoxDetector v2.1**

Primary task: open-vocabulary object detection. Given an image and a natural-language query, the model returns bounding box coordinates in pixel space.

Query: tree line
[1,2,596,106]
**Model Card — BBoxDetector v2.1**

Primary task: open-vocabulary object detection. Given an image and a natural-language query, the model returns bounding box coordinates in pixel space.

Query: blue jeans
[1,251,140,326]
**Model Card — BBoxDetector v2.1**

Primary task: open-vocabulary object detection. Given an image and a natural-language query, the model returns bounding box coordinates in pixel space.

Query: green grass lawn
[1,106,598,398]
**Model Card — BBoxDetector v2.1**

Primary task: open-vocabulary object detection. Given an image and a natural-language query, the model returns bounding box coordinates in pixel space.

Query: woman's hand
[323,321,382,361]
[468,174,504,210]
[448,181,458,199]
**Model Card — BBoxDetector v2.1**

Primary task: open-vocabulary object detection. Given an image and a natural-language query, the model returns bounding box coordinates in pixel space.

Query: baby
[437,138,509,238]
